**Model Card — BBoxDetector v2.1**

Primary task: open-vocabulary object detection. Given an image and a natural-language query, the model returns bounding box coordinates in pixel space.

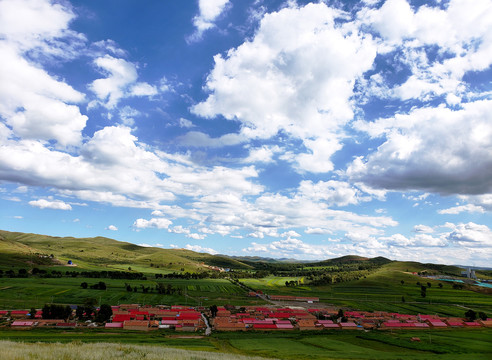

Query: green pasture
[0,277,257,308]
[220,329,492,359]
[241,270,492,316]
[0,328,490,360]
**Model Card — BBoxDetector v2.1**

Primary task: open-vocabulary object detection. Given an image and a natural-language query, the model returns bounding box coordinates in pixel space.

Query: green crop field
[0,328,490,360]
[0,277,267,308]
[240,267,492,317]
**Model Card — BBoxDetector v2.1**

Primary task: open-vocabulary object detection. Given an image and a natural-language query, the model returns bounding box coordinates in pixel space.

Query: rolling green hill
[0,230,490,315]
[0,230,252,273]
[0,230,470,276]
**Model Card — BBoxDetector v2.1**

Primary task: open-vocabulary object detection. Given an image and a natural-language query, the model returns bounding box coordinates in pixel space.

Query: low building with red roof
[322,323,341,329]
[426,320,447,328]
[10,310,29,318]
[123,320,150,331]
[112,314,132,322]
[479,319,492,327]
[463,321,482,327]
[276,323,294,330]
[297,319,318,330]
[56,322,77,328]
[253,323,277,330]
[215,322,246,331]
[11,321,35,328]
[340,322,359,329]
[445,320,464,327]
[105,322,123,328]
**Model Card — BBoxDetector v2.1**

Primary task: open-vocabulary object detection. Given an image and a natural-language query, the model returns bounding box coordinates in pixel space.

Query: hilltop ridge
[0,230,470,277]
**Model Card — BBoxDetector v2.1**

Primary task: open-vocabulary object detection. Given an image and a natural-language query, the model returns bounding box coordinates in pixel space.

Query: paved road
[202,313,211,335]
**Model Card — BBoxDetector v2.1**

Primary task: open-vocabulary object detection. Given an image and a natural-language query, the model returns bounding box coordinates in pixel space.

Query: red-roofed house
[10,310,29,318]
[112,314,132,322]
[11,321,34,328]
[340,322,359,329]
[463,321,482,327]
[427,320,447,328]
[276,323,294,330]
[123,320,150,331]
[445,320,464,327]
[322,323,341,329]
[105,322,123,328]
[479,319,492,327]
[254,323,277,330]
[297,320,318,330]
[270,312,293,319]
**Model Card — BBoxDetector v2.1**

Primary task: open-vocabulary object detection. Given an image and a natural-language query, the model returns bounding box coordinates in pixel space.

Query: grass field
[0,328,490,360]
[0,277,265,308]
[241,268,492,317]
[0,268,487,315]
[0,340,270,360]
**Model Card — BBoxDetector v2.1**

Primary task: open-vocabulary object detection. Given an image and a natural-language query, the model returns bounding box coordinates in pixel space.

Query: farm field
[0,328,490,360]
[0,277,264,308]
[241,270,492,317]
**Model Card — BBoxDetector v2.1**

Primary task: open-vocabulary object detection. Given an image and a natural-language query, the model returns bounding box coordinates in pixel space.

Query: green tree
[75,306,84,320]
[478,312,487,321]
[18,269,28,277]
[210,304,218,317]
[80,282,88,289]
[41,304,50,319]
[41,304,72,320]
[82,298,97,320]
[95,304,113,323]
[465,309,477,321]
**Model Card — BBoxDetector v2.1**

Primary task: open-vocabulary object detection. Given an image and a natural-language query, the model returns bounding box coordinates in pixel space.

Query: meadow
[241,268,492,317]
[0,328,490,360]
[0,340,270,360]
[0,276,265,308]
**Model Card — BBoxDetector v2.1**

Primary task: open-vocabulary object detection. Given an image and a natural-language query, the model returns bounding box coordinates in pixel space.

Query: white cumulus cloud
[133,217,172,230]
[191,0,230,39]
[192,2,377,173]
[29,198,72,210]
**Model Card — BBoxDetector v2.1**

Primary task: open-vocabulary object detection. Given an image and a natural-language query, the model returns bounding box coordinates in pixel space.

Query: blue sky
[1,0,492,266]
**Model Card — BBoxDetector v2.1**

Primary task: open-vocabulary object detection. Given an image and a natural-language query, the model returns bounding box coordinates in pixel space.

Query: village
[3,302,491,335]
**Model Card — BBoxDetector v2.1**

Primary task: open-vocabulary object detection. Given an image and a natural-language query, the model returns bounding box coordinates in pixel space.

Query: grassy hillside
[0,230,251,273]
[383,261,463,276]
[240,261,492,317]
[310,255,392,267]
